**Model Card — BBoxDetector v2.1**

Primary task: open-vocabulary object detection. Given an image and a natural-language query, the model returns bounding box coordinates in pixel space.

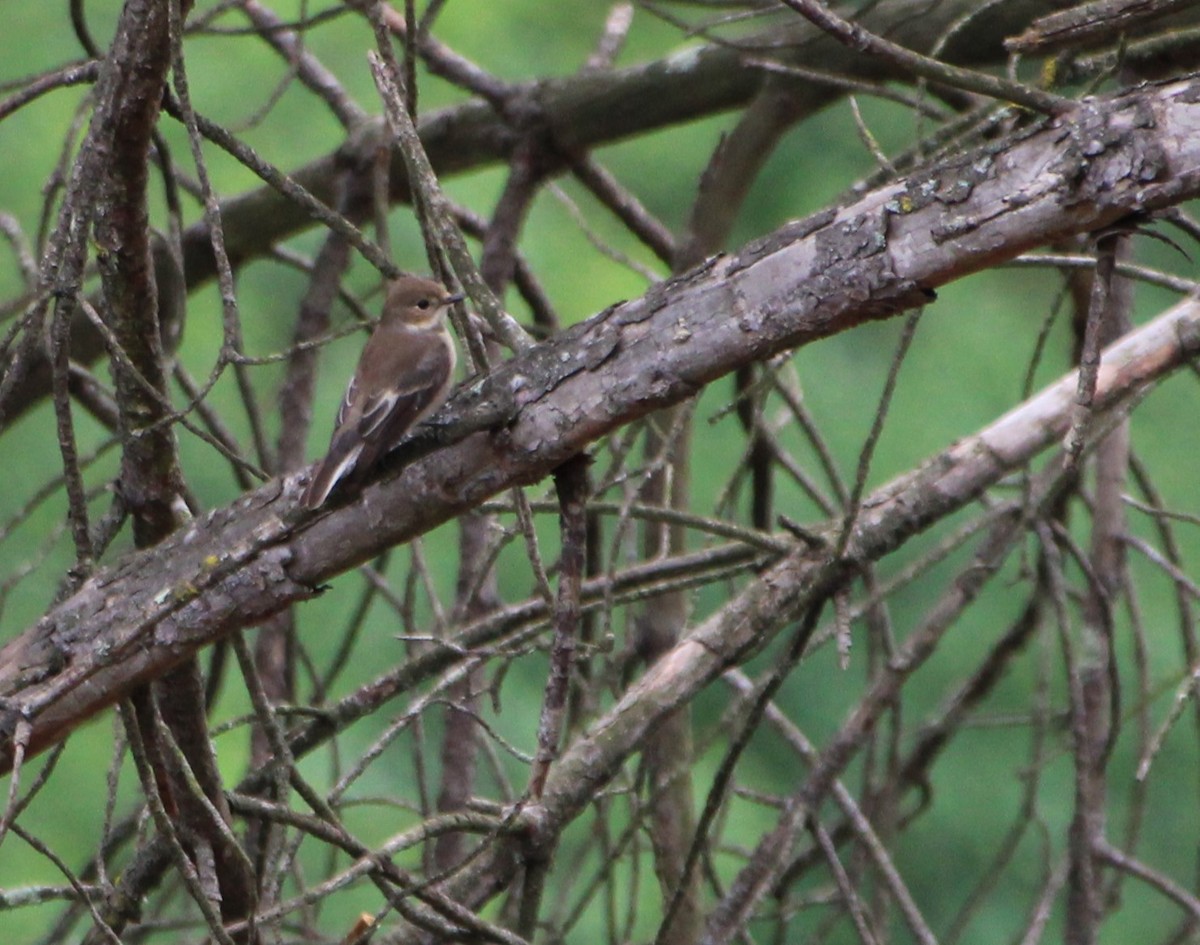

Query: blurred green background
[2,2,1199,943]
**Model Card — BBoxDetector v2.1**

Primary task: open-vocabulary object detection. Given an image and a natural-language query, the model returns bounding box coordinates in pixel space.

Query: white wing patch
[360,391,400,438]
[336,376,358,429]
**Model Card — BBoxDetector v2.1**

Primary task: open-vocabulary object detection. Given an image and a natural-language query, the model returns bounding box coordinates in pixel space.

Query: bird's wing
[304,331,453,509]
[335,374,358,429]
[354,336,455,468]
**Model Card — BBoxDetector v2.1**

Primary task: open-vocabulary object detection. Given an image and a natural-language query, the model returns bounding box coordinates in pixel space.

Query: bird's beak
[445,293,465,305]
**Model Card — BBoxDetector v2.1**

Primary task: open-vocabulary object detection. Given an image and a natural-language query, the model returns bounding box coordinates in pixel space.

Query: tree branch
[3,76,1200,772]
[6,0,1174,426]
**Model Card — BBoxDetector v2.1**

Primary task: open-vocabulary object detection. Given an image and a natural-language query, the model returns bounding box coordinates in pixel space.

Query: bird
[302,275,461,509]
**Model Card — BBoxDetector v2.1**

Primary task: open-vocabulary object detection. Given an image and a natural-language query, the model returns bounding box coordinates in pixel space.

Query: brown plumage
[302,276,460,509]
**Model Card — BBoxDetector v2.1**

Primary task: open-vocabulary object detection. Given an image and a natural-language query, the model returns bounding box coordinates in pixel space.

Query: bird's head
[384,276,464,329]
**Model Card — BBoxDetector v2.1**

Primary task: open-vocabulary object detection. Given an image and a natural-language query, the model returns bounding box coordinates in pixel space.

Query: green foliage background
[1,3,1199,943]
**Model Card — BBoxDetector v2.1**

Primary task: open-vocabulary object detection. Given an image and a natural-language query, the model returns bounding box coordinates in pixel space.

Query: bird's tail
[301,442,363,510]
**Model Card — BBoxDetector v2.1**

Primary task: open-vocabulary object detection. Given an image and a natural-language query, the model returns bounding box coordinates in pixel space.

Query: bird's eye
[417,298,431,310]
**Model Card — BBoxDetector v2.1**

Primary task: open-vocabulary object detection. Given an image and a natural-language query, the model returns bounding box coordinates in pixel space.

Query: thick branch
[90,0,182,545]
[429,295,1200,943]
[2,77,1200,771]
[4,0,1171,426]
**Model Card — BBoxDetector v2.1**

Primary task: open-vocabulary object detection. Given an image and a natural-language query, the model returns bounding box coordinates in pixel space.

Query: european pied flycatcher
[302,276,460,509]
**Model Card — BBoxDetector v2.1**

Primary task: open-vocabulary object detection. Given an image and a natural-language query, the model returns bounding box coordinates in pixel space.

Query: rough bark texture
[7,0,1196,427]
[2,77,1200,770]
